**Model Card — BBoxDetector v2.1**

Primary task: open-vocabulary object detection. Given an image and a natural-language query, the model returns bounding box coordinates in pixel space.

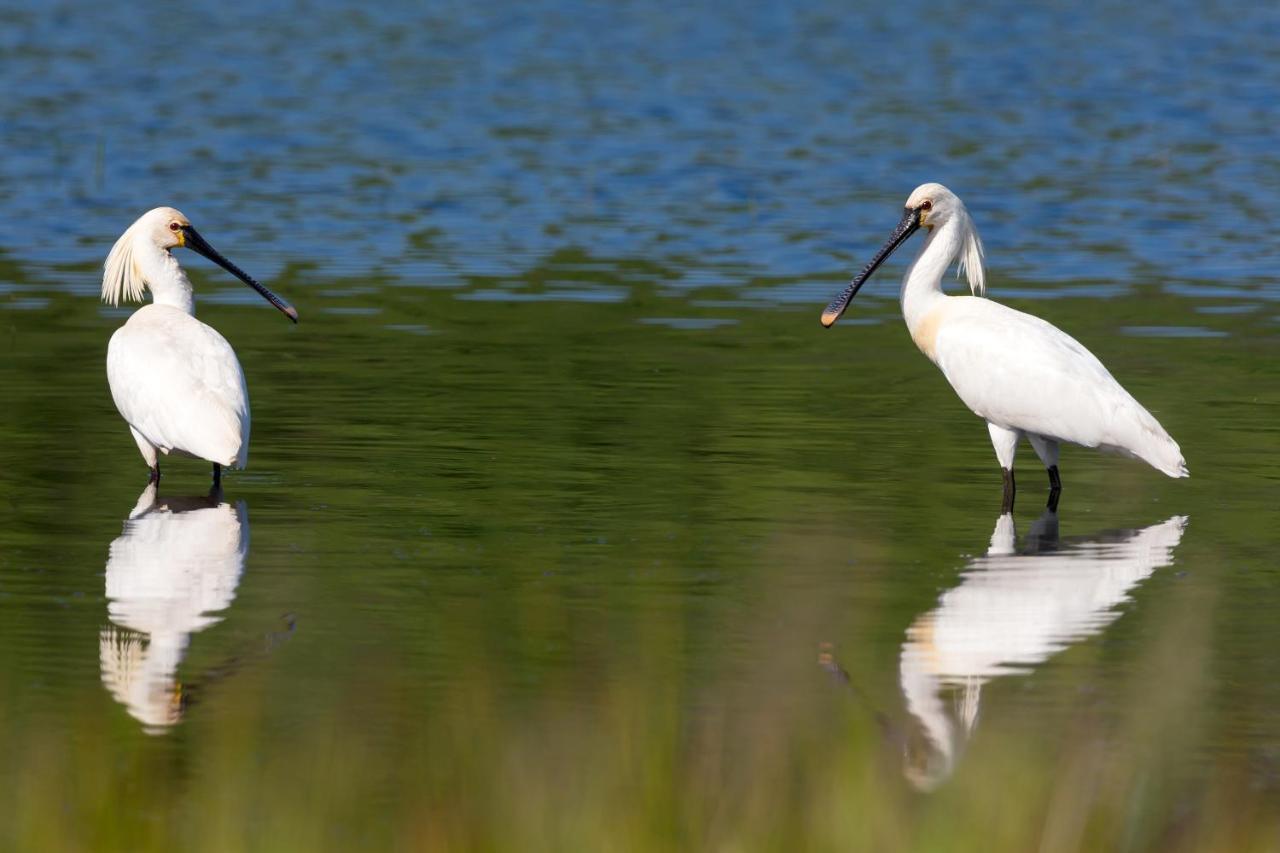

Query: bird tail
[1132,419,1189,479]
[1102,393,1188,478]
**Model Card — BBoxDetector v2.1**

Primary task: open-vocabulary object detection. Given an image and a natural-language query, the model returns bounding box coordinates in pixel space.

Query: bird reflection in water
[99,484,292,733]
[894,509,1187,789]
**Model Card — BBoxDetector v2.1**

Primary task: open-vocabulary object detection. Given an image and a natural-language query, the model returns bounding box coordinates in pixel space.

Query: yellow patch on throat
[910,305,947,362]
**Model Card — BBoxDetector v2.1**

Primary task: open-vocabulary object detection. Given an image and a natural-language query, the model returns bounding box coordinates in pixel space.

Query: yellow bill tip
[820,310,839,328]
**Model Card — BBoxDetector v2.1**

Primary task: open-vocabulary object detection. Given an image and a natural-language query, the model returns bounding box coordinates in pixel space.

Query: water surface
[1,2,1278,851]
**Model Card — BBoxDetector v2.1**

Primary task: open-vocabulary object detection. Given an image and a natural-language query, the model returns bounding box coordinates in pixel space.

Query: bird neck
[900,217,964,332]
[128,629,188,729]
[136,241,195,315]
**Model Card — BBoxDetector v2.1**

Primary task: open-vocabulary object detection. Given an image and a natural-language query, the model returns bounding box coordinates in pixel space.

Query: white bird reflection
[100,483,247,733]
[899,509,1187,790]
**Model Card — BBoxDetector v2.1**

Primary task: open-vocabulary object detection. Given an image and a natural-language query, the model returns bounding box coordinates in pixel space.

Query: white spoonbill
[102,207,297,485]
[821,184,1187,510]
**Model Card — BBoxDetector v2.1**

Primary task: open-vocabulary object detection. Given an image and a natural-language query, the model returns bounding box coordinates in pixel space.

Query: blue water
[2,0,1278,302]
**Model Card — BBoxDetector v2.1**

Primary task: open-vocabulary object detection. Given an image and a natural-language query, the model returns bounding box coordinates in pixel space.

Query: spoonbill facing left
[821,184,1186,511]
[102,207,297,485]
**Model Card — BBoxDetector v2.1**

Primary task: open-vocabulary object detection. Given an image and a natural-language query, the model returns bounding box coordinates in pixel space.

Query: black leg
[1046,465,1061,512]
[1001,467,1016,514]
[148,463,161,484]
[212,463,222,488]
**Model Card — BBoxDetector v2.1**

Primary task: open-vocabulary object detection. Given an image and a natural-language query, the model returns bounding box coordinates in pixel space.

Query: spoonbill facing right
[821,184,1186,510]
[102,207,297,486]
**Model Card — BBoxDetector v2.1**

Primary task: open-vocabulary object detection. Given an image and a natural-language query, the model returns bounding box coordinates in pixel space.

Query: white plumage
[822,183,1187,507]
[108,305,250,468]
[102,207,296,482]
[929,298,1187,477]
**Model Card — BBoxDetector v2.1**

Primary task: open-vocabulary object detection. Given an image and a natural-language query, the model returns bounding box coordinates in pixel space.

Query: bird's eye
[919,200,933,212]
[168,222,181,232]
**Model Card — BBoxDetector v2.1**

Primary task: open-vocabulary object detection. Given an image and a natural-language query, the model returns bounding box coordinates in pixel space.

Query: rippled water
[1,2,1278,851]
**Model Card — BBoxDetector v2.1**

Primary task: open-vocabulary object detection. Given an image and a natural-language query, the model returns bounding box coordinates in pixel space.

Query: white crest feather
[102,222,147,306]
[956,210,986,296]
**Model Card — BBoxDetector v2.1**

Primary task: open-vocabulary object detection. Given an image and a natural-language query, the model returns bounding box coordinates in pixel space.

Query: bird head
[141,206,193,250]
[905,183,959,232]
[820,182,985,328]
[102,207,298,322]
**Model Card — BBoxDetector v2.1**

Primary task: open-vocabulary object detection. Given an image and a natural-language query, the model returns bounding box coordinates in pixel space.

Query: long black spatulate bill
[821,206,920,328]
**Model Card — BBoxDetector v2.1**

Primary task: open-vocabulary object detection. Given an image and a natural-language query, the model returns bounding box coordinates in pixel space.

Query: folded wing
[107,307,251,468]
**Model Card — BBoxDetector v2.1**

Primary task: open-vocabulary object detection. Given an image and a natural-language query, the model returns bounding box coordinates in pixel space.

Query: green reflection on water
[1,258,1278,851]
